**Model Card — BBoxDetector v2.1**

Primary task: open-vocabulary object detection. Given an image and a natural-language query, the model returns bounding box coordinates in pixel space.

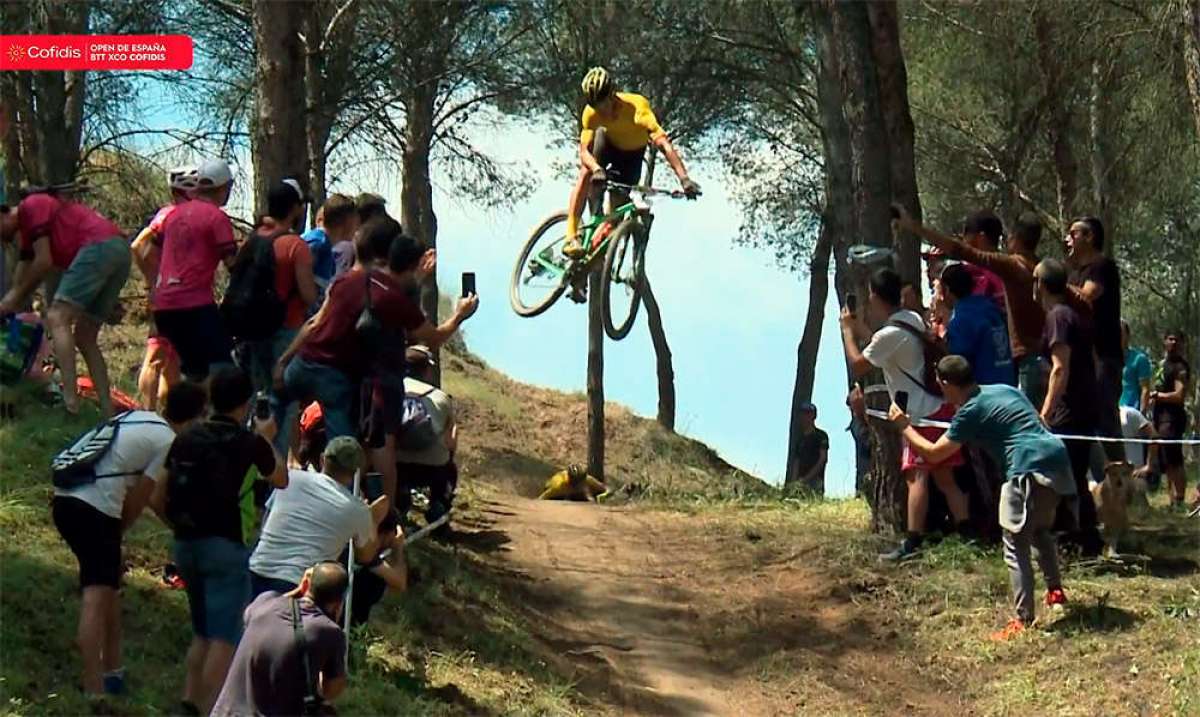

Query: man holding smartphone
[248,437,404,598]
[841,268,971,561]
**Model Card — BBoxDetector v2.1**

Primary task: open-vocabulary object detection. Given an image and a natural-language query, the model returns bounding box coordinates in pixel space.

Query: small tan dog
[1090,462,1142,557]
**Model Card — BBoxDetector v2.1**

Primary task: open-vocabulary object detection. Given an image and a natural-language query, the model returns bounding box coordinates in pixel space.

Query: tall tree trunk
[1089,57,1117,254]
[828,0,911,530]
[13,75,40,185]
[587,267,605,480]
[783,226,831,490]
[1,76,25,196]
[252,0,311,217]
[1183,0,1200,142]
[400,84,441,386]
[30,0,89,183]
[641,150,677,431]
[815,0,868,496]
[1035,6,1078,225]
[302,0,360,216]
[866,0,921,286]
[641,278,675,430]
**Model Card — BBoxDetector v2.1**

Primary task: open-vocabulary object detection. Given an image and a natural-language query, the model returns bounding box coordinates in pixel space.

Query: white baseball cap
[195,158,233,188]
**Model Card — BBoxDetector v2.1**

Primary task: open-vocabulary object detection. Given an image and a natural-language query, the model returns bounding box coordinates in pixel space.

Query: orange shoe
[989,618,1026,642]
[1045,588,1068,611]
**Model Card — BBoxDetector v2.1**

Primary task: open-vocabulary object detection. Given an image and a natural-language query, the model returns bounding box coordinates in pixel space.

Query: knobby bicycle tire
[600,218,646,340]
[510,211,570,317]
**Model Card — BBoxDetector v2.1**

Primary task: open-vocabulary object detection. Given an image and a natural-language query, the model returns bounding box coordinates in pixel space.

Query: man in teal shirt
[1120,320,1152,411]
[890,355,1077,641]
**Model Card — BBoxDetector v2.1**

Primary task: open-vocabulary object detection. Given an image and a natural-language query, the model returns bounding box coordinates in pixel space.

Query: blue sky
[332,125,857,496]
[124,85,858,496]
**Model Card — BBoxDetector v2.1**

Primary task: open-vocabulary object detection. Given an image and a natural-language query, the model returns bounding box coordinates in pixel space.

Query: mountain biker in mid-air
[562,66,701,258]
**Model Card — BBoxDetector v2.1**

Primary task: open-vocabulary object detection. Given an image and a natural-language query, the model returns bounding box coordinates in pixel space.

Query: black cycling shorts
[596,144,644,185]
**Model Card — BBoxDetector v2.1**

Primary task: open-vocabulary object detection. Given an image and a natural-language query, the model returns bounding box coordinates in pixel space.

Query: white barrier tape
[863,408,1200,445]
[404,511,452,546]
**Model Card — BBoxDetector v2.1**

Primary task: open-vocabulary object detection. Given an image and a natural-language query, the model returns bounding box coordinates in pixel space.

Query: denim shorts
[173,537,250,644]
[282,357,357,449]
[54,238,131,322]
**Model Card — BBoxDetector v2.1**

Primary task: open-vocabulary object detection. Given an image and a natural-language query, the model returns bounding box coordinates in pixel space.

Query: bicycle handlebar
[604,180,699,200]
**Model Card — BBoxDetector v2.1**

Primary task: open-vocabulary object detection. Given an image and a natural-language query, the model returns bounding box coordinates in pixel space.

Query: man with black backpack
[152,367,288,716]
[51,381,208,700]
[841,268,972,561]
[224,178,317,453]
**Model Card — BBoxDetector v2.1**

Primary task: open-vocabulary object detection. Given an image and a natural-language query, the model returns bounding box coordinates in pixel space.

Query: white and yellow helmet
[581,66,614,105]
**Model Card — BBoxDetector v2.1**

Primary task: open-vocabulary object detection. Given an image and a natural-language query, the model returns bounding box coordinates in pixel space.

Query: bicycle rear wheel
[600,218,646,340]
[510,211,571,317]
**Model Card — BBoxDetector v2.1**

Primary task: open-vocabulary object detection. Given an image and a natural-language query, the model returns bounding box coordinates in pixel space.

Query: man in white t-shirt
[51,381,209,697]
[249,437,404,597]
[1118,405,1158,481]
[841,267,971,561]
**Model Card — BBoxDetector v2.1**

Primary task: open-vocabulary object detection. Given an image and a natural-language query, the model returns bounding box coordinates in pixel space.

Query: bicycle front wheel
[511,211,571,317]
[600,218,646,340]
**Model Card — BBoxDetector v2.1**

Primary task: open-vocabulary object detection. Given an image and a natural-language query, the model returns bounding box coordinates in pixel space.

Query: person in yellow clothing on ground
[562,66,701,257]
[539,464,609,502]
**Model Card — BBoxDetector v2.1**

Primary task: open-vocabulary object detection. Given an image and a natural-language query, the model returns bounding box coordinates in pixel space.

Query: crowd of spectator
[844,207,1196,640]
[2,161,478,713]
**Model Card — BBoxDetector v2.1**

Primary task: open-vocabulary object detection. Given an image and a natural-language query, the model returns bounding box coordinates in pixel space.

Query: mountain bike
[509,179,690,340]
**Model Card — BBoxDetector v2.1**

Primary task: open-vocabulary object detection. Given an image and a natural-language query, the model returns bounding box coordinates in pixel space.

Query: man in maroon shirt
[275,217,478,502]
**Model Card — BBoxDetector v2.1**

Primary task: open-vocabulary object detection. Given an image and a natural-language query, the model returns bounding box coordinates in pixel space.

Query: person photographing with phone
[840,268,972,561]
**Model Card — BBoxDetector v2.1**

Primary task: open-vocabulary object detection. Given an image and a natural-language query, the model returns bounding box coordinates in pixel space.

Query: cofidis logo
[0,35,192,71]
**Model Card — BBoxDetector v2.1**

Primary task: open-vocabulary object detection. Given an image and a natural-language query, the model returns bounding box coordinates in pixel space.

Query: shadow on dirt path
[453,497,966,716]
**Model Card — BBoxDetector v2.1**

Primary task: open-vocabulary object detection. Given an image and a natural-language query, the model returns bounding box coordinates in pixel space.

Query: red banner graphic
[0,35,193,71]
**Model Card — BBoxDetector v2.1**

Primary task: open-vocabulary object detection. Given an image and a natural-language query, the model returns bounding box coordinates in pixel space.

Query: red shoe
[989,618,1026,642]
[1045,588,1068,610]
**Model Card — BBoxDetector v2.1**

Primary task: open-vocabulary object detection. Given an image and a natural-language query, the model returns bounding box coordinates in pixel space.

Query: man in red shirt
[0,190,129,416]
[241,179,317,452]
[274,218,478,503]
[148,159,238,382]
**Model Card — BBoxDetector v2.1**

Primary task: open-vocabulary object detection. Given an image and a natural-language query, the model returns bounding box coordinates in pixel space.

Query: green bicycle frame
[528,200,643,282]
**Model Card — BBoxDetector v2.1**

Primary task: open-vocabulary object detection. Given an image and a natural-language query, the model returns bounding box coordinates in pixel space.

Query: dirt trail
[467,496,964,717]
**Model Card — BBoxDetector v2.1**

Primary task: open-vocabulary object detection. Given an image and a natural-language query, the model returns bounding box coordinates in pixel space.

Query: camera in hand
[254,393,271,421]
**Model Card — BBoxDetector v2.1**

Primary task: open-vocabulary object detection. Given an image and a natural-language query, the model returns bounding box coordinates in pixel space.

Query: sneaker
[879,536,922,562]
[102,669,125,696]
[562,237,586,258]
[989,618,1026,642]
[1045,588,1068,611]
[568,281,588,304]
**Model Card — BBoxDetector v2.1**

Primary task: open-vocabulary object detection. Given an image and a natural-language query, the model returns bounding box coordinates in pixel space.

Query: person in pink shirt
[133,166,193,410]
[959,210,1008,315]
[0,189,130,416]
[147,159,239,381]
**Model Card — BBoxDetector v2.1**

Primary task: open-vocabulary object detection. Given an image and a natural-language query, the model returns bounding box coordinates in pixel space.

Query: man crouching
[889,355,1078,641]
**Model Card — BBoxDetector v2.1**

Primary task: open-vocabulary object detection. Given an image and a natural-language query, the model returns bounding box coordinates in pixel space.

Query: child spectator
[302,193,359,295]
[0,190,130,416]
[152,367,287,715]
[941,263,1015,386]
[52,381,207,697]
[1150,329,1192,508]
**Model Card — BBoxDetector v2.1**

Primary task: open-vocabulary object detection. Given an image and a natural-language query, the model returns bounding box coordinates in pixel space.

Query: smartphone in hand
[895,391,909,413]
[846,293,857,312]
[363,472,384,502]
[461,271,476,298]
[254,393,271,421]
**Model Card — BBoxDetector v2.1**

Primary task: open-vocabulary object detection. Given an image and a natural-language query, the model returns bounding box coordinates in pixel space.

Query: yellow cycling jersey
[539,471,608,501]
[580,92,666,152]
